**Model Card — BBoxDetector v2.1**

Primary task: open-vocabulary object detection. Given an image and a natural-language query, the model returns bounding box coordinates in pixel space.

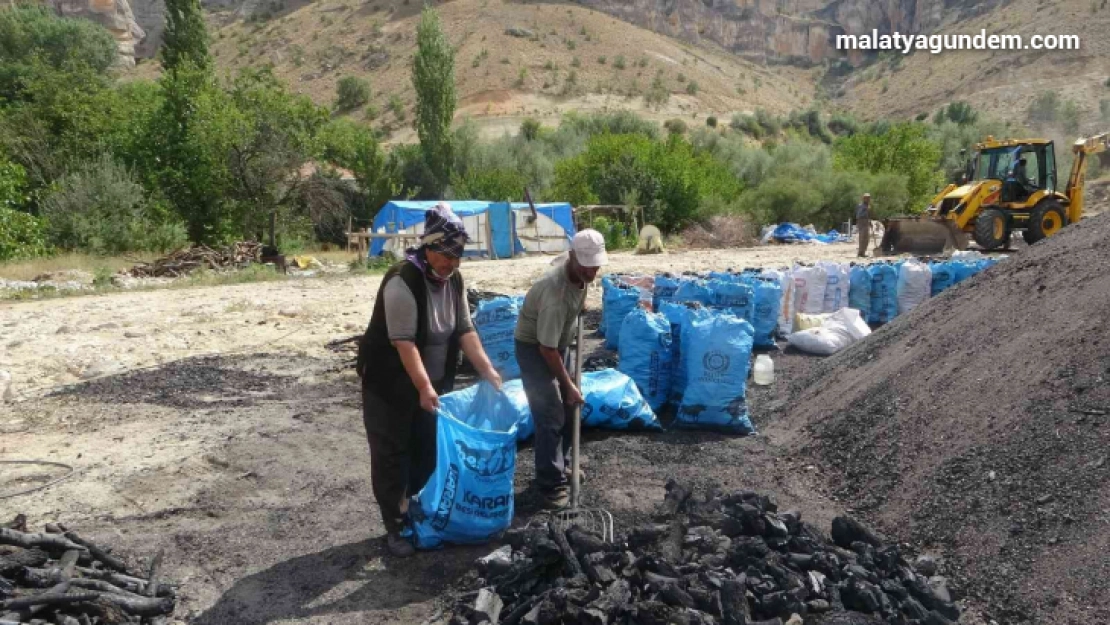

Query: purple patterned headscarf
[405,202,470,275]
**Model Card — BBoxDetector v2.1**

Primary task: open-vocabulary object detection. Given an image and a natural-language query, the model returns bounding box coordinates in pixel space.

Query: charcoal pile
[447,482,959,625]
[468,289,512,314]
[128,242,263,277]
[1,516,175,624]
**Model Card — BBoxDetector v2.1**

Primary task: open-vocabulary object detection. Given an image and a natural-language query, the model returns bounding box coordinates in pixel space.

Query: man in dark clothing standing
[514,230,608,510]
[357,203,502,557]
[855,192,872,258]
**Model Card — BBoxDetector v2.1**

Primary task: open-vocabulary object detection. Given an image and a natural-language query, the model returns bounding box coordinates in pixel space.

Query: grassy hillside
[133,0,818,142]
[838,0,1110,135]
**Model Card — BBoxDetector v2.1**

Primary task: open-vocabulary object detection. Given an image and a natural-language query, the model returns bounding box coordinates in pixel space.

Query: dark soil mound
[771,213,1110,624]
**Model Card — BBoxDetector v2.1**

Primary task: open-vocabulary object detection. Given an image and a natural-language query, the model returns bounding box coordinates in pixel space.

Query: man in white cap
[855,192,872,258]
[514,229,608,509]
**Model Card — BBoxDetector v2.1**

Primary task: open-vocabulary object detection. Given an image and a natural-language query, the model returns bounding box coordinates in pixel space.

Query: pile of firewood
[1,515,175,624]
[128,242,263,278]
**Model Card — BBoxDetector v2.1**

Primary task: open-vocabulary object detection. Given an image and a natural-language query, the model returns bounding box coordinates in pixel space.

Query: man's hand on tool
[563,383,585,407]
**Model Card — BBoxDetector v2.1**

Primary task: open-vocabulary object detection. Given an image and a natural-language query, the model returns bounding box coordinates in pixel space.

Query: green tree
[412,7,456,197]
[162,0,211,75]
[225,68,330,241]
[450,167,527,200]
[833,122,943,210]
[0,6,117,102]
[146,65,236,243]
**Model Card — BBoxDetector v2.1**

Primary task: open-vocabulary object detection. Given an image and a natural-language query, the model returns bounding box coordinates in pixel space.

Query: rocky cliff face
[49,0,146,67]
[575,0,1008,66]
[115,0,1007,66]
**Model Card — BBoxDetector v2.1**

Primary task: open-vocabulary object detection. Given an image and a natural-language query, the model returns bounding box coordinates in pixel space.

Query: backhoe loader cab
[880,132,1108,255]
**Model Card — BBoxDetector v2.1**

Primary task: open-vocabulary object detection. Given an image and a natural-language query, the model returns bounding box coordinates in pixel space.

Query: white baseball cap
[571,229,608,268]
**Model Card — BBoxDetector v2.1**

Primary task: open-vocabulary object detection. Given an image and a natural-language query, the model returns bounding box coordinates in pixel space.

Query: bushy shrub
[1027,91,1060,123]
[730,114,763,139]
[521,117,542,141]
[0,207,49,261]
[664,119,687,135]
[589,215,636,249]
[828,113,860,136]
[40,155,188,254]
[335,76,371,112]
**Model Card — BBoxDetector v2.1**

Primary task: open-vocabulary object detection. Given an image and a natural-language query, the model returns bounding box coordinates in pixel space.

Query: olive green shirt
[515,263,588,350]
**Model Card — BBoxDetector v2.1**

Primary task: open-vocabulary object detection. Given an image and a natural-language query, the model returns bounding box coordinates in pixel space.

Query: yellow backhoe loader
[879,132,1109,255]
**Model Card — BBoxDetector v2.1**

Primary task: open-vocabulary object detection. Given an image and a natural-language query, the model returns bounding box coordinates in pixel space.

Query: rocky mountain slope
[837,0,1110,128]
[129,0,819,141]
[48,0,146,67]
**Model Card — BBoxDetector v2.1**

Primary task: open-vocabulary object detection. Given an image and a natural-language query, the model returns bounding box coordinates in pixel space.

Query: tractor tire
[973,208,1009,251]
[1026,200,1067,245]
[1021,229,1037,245]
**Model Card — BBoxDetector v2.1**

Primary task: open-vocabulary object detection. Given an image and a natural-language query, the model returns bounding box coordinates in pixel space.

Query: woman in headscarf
[356,202,502,557]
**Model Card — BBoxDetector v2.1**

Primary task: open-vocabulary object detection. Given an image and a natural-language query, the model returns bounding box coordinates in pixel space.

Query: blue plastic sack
[673,279,713,306]
[929,262,955,296]
[653,275,681,311]
[438,379,533,443]
[748,278,782,348]
[849,265,872,319]
[676,312,756,434]
[581,369,662,430]
[663,303,710,403]
[603,282,641,350]
[409,381,519,550]
[617,308,673,411]
[951,261,977,284]
[771,223,848,244]
[473,296,523,380]
[868,264,899,324]
[708,279,756,323]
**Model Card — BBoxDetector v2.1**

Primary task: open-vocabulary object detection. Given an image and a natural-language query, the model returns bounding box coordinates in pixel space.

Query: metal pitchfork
[551,312,615,542]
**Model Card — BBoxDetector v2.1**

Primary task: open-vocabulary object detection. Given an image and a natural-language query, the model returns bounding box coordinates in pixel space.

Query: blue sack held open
[408,380,520,550]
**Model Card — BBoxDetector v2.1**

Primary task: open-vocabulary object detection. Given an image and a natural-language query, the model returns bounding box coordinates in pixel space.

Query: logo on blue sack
[431,463,459,531]
[455,440,514,477]
[475,306,516,325]
[703,351,731,373]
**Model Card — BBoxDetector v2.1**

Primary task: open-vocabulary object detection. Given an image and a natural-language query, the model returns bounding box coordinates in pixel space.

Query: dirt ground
[1,242,867,625]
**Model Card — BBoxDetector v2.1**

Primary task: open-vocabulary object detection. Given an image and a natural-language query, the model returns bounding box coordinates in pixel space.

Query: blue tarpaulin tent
[369,201,577,258]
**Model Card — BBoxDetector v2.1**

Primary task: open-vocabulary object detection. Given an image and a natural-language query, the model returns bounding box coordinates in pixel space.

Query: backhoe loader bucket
[879,218,968,256]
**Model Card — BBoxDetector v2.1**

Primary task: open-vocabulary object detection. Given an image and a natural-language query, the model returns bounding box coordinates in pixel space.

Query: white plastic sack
[819,261,850,313]
[762,268,794,336]
[792,264,828,317]
[896,260,933,315]
[787,308,871,356]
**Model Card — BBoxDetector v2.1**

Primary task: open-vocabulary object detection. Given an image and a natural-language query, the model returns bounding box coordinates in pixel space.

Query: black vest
[357,260,464,408]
